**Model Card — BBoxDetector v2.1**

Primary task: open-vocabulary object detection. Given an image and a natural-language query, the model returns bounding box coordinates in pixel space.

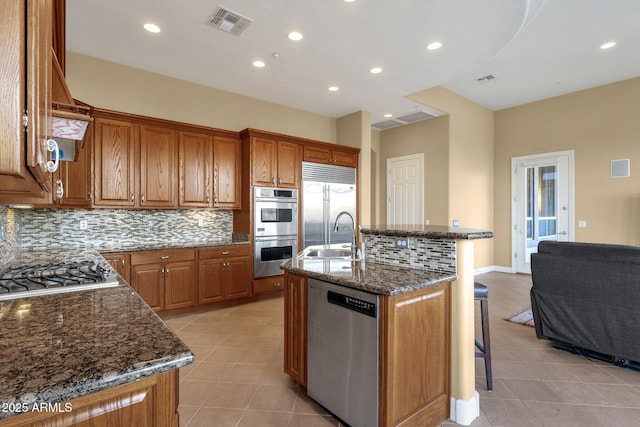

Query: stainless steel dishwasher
[307,278,379,427]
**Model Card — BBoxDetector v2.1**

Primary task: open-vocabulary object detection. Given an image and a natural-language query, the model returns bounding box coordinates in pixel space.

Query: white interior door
[512,150,574,273]
[387,154,424,225]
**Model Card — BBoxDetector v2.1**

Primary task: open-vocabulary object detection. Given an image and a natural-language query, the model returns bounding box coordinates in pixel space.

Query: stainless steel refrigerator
[302,162,357,250]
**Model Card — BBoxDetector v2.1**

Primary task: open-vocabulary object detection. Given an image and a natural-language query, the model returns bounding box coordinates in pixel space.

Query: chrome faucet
[333,211,358,259]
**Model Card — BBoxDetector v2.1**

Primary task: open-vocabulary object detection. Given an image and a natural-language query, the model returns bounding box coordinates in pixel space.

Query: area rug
[503,306,535,327]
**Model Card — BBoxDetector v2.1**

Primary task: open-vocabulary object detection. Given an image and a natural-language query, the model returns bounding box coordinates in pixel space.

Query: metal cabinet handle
[141,194,145,202]
[121,259,125,267]
[45,139,60,173]
[160,255,169,259]
[278,177,282,184]
[130,194,134,202]
[274,282,282,287]
[161,268,165,274]
[271,177,275,184]
[166,268,170,274]
[87,192,93,201]
[206,196,210,204]
[55,179,64,199]
[222,251,230,255]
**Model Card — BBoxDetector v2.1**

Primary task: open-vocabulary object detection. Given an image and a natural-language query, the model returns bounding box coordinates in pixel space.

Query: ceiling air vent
[371,109,442,131]
[209,6,253,36]
[476,74,496,85]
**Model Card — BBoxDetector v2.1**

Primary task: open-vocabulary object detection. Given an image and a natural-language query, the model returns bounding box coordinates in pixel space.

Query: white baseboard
[449,391,480,425]
[474,265,516,275]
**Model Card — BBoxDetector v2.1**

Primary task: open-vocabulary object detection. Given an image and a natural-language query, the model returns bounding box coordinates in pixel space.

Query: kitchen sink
[302,248,353,259]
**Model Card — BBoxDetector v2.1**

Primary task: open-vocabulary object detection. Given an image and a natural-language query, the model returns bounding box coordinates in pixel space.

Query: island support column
[450,239,479,425]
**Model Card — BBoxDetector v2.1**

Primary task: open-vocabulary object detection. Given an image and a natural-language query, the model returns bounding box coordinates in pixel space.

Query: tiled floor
[165,272,640,426]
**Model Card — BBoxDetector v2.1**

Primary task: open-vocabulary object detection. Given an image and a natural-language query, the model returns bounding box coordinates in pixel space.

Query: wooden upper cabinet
[53,137,92,207]
[276,141,300,187]
[93,117,136,207]
[303,145,358,168]
[0,0,54,196]
[213,136,241,208]
[250,137,299,188]
[179,131,212,208]
[139,125,178,207]
[251,137,278,187]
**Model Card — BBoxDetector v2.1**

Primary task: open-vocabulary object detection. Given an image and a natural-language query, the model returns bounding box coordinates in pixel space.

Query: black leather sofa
[530,241,640,368]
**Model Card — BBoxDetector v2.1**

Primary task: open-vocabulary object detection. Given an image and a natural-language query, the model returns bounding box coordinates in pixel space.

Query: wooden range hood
[51,49,92,148]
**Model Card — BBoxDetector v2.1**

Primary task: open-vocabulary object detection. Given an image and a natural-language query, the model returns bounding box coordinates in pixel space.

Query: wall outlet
[425,219,430,225]
[79,220,88,230]
[146,220,155,229]
[198,218,205,227]
[394,238,409,248]
[452,219,460,227]
[578,220,587,228]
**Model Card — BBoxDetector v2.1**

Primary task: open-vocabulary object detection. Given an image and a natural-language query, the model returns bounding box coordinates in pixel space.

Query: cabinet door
[139,125,178,207]
[225,257,252,300]
[25,0,53,191]
[251,137,277,187]
[284,273,307,386]
[93,118,136,206]
[380,282,450,427]
[276,141,299,188]
[198,259,225,304]
[164,261,197,310]
[213,136,241,208]
[331,149,358,168]
[178,131,212,207]
[54,139,92,207]
[303,146,331,164]
[130,263,164,312]
[102,252,130,282]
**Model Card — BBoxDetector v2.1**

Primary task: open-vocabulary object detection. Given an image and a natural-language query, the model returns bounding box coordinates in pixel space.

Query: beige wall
[66,52,337,142]
[378,116,450,226]
[494,77,640,267]
[407,87,494,269]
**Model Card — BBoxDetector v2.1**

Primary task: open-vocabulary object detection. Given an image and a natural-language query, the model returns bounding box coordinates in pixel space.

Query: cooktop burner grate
[0,260,119,300]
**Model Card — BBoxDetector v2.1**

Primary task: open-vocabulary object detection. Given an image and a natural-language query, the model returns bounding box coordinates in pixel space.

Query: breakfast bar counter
[0,249,193,424]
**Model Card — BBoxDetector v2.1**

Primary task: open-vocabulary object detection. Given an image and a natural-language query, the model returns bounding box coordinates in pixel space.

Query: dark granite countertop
[281,258,456,296]
[99,236,249,254]
[0,250,194,420]
[360,224,494,240]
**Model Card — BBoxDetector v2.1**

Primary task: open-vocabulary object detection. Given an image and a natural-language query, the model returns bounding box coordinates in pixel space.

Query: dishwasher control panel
[327,290,377,318]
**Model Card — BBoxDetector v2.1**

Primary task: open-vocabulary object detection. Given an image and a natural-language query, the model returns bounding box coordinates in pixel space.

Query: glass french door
[513,151,574,274]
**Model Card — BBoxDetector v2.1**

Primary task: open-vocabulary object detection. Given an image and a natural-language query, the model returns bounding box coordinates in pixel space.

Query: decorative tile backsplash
[0,206,19,266]
[13,208,233,251]
[363,234,456,273]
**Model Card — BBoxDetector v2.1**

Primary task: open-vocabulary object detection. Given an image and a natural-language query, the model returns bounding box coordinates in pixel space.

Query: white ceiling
[66,0,640,126]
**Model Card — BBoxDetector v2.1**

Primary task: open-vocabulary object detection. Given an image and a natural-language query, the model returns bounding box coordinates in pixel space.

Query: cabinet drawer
[131,249,195,265]
[199,245,249,259]
[253,275,286,295]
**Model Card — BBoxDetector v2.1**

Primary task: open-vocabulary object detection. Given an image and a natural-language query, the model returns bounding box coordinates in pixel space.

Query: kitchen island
[281,224,493,427]
[0,249,194,426]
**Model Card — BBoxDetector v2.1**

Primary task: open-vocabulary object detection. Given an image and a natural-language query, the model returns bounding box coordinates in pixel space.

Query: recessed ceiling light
[143,23,161,33]
[384,113,393,118]
[328,86,340,92]
[288,32,303,41]
[344,0,357,2]
[370,67,382,74]
[600,41,616,50]
[427,41,442,51]
[252,60,266,68]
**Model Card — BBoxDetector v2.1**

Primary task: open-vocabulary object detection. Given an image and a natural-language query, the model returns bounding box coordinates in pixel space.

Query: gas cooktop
[0,260,119,301]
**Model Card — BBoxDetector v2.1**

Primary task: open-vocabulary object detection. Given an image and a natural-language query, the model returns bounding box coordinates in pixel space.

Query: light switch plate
[79,220,88,230]
[578,220,587,228]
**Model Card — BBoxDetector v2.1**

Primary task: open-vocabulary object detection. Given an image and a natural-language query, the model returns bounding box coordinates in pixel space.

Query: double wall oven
[253,187,298,278]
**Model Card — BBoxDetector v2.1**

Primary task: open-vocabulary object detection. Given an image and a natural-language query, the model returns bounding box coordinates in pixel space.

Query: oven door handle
[255,198,298,204]
[255,236,298,243]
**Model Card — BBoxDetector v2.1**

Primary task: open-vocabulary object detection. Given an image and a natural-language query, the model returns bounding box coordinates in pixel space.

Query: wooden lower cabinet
[284,273,307,386]
[1,370,179,427]
[380,282,451,427]
[253,275,286,295]
[130,250,197,313]
[282,273,451,427]
[198,245,251,304]
[102,252,130,282]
